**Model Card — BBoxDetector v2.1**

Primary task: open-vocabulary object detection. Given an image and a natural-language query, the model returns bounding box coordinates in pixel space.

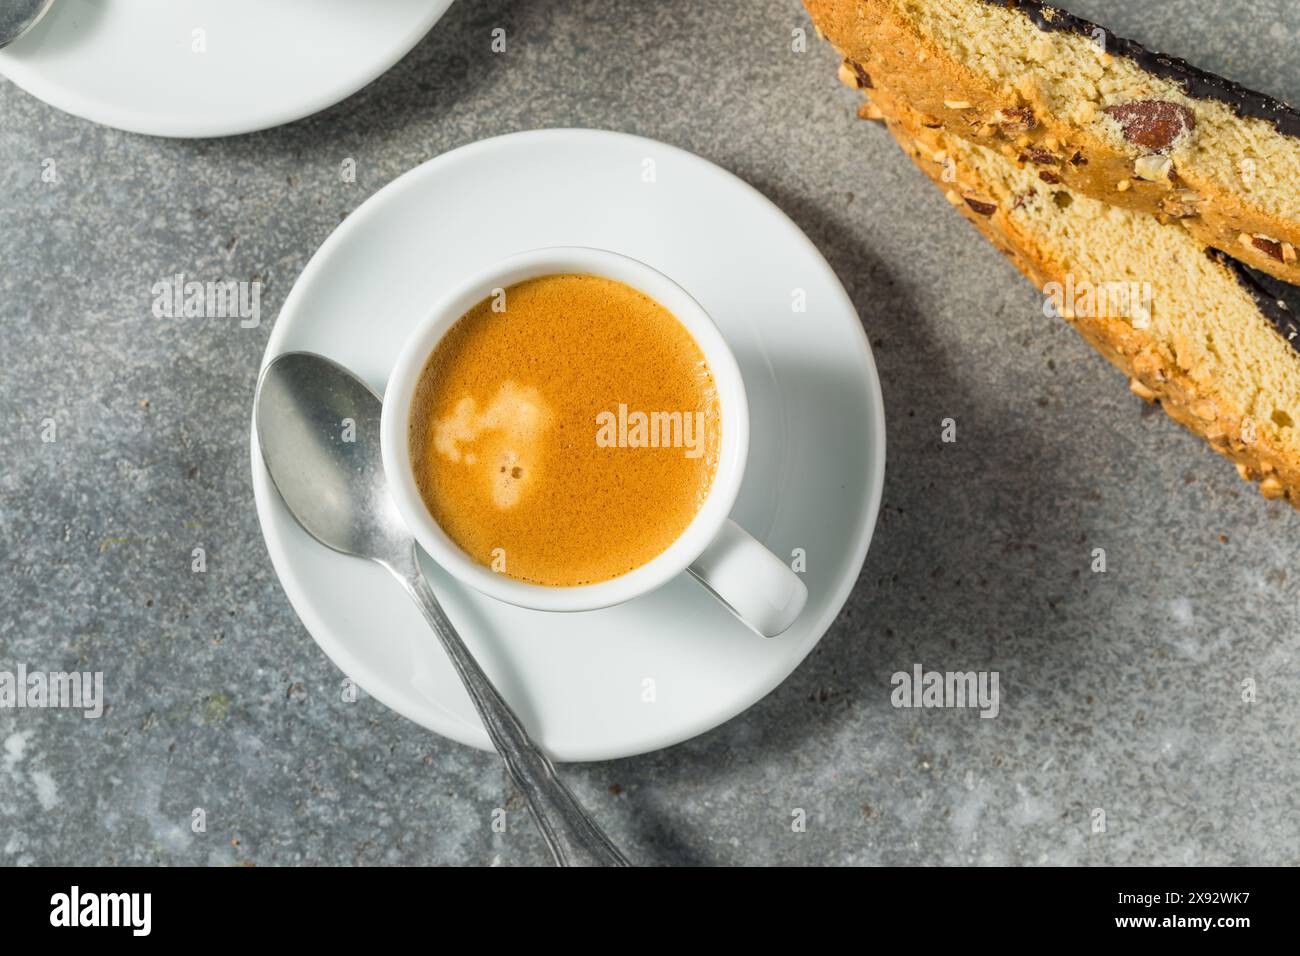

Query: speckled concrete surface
[2,0,1298,867]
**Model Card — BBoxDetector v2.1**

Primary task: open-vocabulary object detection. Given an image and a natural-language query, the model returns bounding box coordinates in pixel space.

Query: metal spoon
[0,0,56,50]
[255,351,630,867]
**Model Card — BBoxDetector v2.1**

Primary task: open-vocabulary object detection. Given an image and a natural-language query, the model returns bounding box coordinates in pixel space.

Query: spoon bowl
[0,0,56,50]
[255,352,405,566]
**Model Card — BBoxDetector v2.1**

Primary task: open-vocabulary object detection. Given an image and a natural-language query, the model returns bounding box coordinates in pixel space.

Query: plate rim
[250,127,887,761]
[0,0,456,138]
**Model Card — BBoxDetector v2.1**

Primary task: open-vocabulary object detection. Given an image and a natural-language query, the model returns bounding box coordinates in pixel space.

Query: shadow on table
[606,167,1098,865]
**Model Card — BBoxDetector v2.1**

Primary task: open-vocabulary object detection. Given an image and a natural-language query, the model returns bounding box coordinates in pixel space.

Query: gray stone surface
[2,0,1299,867]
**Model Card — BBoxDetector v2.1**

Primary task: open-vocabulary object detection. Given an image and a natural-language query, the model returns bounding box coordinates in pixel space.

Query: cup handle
[687,519,808,637]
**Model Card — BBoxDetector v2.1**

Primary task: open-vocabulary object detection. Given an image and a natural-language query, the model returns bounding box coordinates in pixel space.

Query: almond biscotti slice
[859,81,1300,505]
[805,0,1300,286]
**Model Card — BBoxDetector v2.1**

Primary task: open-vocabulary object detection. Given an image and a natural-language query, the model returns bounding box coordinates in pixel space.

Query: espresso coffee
[409,274,721,587]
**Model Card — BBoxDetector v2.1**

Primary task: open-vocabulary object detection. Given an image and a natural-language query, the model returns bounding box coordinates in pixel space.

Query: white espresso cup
[380,246,807,637]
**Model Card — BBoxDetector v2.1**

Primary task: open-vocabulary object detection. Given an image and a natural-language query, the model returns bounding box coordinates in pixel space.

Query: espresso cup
[380,246,807,637]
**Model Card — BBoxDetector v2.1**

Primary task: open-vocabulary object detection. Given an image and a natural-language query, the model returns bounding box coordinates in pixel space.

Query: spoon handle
[392,545,630,867]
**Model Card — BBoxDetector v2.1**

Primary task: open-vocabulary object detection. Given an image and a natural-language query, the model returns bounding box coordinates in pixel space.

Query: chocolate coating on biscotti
[1211,249,1300,351]
[980,0,1300,137]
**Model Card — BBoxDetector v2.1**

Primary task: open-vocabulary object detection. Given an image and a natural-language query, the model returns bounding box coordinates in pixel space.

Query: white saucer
[0,0,454,138]
[251,129,886,762]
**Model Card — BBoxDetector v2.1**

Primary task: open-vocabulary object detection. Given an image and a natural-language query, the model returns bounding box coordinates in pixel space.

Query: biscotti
[856,80,1300,505]
[805,0,1300,286]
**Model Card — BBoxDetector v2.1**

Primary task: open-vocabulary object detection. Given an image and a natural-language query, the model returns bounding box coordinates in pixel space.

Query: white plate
[0,0,454,138]
[251,129,886,762]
